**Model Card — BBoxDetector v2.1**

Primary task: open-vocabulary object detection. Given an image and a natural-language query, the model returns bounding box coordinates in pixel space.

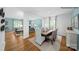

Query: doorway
[29,20,35,38]
[5,18,23,38]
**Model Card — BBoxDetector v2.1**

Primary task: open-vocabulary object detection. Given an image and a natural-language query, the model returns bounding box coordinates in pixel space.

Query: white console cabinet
[66,30,77,50]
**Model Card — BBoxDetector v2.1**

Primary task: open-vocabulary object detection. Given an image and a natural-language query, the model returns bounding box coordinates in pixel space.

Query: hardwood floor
[29,32,35,38]
[5,32,40,51]
[5,32,75,51]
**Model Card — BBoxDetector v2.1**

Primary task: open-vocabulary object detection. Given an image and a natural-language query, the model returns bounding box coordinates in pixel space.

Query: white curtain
[42,16,56,30]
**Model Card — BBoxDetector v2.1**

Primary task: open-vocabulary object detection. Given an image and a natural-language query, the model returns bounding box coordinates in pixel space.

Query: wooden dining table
[41,29,55,41]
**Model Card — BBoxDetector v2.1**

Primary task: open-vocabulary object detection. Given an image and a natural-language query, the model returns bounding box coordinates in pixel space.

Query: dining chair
[48,29,57,45]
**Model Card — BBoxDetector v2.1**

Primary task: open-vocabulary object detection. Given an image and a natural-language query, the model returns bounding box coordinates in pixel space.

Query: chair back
[51,29,57,40]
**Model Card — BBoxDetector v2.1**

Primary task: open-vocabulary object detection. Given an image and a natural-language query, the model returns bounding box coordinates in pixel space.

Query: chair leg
[51,40,53,45]
[53,36,57,41]
[53,38,55,41]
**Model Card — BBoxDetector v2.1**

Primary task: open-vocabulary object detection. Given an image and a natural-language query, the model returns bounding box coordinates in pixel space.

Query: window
[14,20,23,28]
[42,16,56,29]
[49,17,56,29]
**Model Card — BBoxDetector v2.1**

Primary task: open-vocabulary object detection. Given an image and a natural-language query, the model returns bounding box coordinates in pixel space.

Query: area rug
[28,36,62,51]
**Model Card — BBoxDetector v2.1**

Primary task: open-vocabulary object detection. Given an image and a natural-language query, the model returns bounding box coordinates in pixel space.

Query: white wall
[57,13,72,36]
[23,17,29,39]
[0,31,5,50]
[0,21,5,50]
[0,8,5,50]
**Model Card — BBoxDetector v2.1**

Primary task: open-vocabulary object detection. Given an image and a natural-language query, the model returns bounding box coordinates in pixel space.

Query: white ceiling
[4,7,73,19]
[18,7,73,17]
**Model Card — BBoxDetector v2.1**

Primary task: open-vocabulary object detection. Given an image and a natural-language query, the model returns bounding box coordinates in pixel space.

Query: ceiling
[18,7,73,17]
[4,7,73,19]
